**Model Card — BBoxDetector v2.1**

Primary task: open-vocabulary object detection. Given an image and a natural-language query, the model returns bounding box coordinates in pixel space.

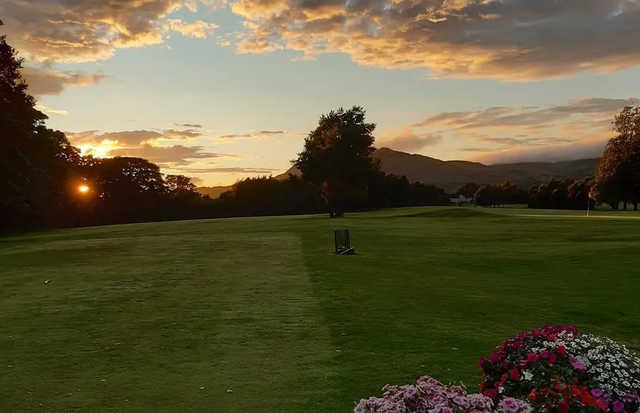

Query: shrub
[354,376,532,413]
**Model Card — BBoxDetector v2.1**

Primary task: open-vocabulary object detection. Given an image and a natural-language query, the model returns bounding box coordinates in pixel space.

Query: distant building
[449,195,473,206]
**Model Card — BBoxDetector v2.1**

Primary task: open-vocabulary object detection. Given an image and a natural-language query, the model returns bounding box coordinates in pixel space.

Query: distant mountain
[196,186,231,199]
[274,147,600,192]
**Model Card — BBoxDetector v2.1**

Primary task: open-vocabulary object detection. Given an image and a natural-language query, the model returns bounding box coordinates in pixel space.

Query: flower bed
[478,326,640,413]
[355,376,532,413]
[356,326,640,413]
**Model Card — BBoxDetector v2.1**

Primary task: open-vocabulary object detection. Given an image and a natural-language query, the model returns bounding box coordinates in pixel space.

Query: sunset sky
[2,0,640,186]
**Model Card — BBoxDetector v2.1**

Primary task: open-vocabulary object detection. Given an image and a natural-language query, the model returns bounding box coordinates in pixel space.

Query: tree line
[3,24,640,233]
[0,32,448,233]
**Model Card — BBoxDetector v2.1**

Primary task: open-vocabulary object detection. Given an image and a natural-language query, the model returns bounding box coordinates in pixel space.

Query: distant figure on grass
[294,106,378,218]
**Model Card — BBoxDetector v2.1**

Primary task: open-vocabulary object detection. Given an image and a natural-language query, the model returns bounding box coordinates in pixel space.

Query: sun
[78,184,90,194]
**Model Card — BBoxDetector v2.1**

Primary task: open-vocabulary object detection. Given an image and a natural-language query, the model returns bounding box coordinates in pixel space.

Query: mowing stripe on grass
[0,227,336,412]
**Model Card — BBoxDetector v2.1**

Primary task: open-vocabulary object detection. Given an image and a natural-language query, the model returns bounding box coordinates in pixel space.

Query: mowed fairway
[1,207,640,412]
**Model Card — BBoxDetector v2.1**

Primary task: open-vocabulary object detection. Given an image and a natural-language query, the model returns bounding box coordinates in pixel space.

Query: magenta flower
[568,357,585,372]
[613,400,625,413]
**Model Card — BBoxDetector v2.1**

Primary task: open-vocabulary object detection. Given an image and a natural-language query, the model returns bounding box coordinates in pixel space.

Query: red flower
[557,345,567,356]
[484,388,498,399]
[509,368,520,381]
[558,399,569,413]
[527,353,539,364]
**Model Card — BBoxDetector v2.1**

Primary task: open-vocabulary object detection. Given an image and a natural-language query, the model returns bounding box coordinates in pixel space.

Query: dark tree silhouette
[1,22,81,231]
[594,106,640,210]
[87,157,168,223]
[474,182,526,207]
[0,32,451,233]
[295,106,378,217]
[166,174,197,196]
[456,183,480,199]
[528,178,595,210]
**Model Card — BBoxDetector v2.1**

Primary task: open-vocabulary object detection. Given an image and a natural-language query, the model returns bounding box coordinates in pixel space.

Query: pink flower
[569,357,585,372]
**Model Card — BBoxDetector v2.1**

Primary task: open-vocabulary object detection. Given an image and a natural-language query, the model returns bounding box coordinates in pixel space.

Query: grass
[1,207,639,412]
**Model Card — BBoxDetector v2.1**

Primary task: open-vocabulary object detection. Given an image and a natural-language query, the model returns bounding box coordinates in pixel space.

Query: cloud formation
[413,98,640,130]
[21,67,106,96]
[176,123,203,128]
[67,130,164,146]
[406,97,639,163]
[165,19,218,39]
[379,129,442,152]
[0,0,220,63]
[230,0,640,80]
[6,1,640,80]
[218,130,286,139]
[65,127,239,170]
[34,103,68,116]
[173,167,277,173]
[476,139,607,164]
[109,144,233,166]
[66,128,204,146]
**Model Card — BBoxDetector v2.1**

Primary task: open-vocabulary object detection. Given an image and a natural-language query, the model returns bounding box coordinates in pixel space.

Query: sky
[2,0,640,186]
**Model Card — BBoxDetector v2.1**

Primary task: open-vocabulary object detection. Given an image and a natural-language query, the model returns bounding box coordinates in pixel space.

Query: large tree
[294,106,378,217]
[1,21,81,231]
[594,106,640,210]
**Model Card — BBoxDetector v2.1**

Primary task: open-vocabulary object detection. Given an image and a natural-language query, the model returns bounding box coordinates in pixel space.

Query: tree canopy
[594,106,640,210]
[1,23,82,231]
[294,106,379,217]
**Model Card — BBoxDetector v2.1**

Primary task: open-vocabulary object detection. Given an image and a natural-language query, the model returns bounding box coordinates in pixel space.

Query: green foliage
[457,183,481,198]
[295,106,379,217]
[474,182,525,207]
[0,30,81,231]
[528,178,594,210]
[594,106,640,209]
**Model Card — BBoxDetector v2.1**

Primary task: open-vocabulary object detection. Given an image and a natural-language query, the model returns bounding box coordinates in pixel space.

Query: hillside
[196,185,231,199]
[373,148,600,192]
[272,148,600,192]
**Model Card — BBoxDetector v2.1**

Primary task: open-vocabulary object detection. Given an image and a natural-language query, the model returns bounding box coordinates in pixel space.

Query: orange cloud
[402,97,639,163]
[1,0,219,63]
[379,129,442,152]
[21,67,106,96]
[229,0,640,81]
[108,144,234,166]
[165,19,219,39]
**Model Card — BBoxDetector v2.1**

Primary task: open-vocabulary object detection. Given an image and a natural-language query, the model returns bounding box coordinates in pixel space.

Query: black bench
[334,229,355,255]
